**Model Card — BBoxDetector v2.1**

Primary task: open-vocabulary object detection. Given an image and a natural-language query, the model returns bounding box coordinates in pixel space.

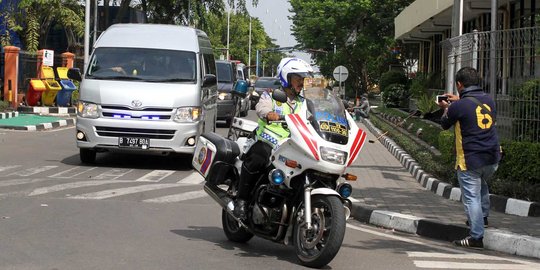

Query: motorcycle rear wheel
[222,209,254,243]
[293,195,346,268]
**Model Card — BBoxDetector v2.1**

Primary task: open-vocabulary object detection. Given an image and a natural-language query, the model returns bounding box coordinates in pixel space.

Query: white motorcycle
[192,79,367,268]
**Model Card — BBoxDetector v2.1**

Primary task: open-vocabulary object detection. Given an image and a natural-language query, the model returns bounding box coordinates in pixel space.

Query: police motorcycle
[192,78,367,268]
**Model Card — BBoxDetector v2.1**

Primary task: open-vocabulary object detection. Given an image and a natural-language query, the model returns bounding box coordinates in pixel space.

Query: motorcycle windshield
[303,79,349,145]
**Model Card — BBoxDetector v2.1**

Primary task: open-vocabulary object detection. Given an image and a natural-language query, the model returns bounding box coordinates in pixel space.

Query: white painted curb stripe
[450,187,462,201]
[369,210,420,234]
[505,198,531,217]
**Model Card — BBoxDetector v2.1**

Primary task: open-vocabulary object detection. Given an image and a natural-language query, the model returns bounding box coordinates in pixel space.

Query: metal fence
[442,27,540,143]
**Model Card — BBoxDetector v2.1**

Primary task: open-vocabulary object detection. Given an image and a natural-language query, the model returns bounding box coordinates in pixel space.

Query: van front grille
[101,105,173,112]
[101,112,171,120]
[95,126,176,139]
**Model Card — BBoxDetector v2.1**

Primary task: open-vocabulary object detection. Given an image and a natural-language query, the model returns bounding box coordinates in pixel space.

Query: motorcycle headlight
[77,101,99,118]
[218,92,232,100]
[173,107,202,122]
[320,146,347,165]
[252,91,259,97]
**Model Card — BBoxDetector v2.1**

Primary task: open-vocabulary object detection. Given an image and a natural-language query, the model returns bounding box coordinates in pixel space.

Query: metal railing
[442,27,540,142]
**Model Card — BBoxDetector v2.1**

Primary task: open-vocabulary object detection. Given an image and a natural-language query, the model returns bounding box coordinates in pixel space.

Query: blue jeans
[457,163,498,239]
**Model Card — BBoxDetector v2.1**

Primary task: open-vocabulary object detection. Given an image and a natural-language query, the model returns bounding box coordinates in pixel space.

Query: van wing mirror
[272,89,287,103]
[67,68,82,81]
[203,74,217,87]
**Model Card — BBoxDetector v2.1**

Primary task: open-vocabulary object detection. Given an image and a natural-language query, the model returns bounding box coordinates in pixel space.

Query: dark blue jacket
[441,86,500,171]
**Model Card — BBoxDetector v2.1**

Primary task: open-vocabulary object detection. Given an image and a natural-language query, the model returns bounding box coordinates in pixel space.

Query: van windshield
[216,62,232,83]
[86,47,196,83]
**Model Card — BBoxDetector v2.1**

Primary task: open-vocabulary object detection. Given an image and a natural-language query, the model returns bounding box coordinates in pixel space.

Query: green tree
[289,0,413,98]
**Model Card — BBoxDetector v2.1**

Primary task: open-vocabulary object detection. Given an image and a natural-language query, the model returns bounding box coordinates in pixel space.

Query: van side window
[203,53,216,77]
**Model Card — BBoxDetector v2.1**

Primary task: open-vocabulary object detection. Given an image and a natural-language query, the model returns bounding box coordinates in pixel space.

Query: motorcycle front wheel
[293,195,346,268]
[222,209,254,243]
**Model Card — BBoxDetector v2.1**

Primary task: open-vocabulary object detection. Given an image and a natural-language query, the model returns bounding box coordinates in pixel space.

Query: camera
[436,95,449,103]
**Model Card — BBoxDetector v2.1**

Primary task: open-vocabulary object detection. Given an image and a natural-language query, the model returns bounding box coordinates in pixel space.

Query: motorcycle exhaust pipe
[203,183,232,209]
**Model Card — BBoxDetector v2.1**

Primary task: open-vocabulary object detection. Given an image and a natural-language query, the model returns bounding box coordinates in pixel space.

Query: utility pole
[248,16,252,78]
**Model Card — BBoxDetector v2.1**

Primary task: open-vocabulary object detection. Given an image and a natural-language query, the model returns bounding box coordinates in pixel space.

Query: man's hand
[266,112,280,121]
[437,93,459,109]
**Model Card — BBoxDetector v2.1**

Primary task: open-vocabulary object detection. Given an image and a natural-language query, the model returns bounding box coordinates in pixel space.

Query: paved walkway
[348,119,540,259]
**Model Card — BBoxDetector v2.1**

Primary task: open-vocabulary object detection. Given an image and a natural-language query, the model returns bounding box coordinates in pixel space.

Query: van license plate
[119,137,150,149]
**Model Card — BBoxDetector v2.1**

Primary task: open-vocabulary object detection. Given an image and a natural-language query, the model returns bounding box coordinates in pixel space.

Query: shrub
[409,72,443,98]
[511,79,540,142]
[416,93,438,116]
[438,130,455,165]
[495,141,540,184]
[379,70,408,94]
[0,100,9,112]
[382,83,408,108]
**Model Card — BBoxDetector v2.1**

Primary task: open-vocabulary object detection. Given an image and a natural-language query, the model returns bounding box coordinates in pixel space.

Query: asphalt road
[1,112,538,270]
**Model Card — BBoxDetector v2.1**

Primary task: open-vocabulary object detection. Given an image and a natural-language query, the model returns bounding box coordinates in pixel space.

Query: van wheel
[80,149,96,164]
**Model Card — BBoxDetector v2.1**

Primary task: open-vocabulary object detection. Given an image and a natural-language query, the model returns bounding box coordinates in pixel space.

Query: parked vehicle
[250,76,281,109]
[193,80,366,268]
[67,24,217,163]
[216,60,249,124]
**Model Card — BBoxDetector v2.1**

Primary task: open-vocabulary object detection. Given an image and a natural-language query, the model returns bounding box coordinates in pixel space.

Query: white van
[69,24,217,163]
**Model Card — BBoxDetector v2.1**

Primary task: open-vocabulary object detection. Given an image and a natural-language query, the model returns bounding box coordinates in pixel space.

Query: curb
[0,118,75,131]
[0,111,19,119]
[17,106,77,116]
[362,116,539,218]
[350,203,540,259]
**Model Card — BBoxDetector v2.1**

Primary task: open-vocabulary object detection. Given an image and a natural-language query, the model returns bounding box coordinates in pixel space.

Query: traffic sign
[333,65,348,82]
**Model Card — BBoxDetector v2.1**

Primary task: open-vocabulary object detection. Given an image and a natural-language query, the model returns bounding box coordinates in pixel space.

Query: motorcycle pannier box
[192,132,240,181]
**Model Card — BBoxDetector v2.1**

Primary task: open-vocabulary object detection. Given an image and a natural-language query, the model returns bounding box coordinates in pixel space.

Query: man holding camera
[437,67,501,249]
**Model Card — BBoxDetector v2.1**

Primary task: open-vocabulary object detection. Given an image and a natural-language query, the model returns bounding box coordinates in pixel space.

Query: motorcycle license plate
[118,137,150,149]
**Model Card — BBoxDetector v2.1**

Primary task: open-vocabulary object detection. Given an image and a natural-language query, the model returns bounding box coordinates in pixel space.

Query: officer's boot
[233,164,258,219]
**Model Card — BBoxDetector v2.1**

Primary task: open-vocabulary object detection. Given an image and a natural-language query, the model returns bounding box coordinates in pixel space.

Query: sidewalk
[0,107,75,131]
[348,119,540,259]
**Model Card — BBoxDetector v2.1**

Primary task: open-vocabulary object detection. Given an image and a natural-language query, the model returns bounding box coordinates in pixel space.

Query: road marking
[177,172,205,185]
[136,170,175,182]
[28,180,129,196]
[0,165,21,173]
[93,169,133,180]
[407,252,492,260]
[346,223,540,267]
[48,166,98,178]
[143,190,208,203]
[69,183,182,200]
[0,178,53,188]
[7,166,57,176]
[412,261,535,269]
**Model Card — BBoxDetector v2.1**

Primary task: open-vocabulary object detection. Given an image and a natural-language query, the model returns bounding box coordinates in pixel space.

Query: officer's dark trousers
[237,140,273,200]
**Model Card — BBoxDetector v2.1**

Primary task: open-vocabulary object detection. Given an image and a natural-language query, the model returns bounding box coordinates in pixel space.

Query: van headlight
[218,92,232,100]
[77,101,99,118]
[320,146,347,165]
[173,107,202,122]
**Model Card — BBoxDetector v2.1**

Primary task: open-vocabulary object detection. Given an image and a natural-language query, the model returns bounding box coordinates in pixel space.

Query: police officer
[234,57,314,219]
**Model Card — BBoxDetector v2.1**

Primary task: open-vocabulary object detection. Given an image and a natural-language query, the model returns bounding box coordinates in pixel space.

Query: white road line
[7,166,58,176]
[407,252,492,260]
[143,190,208,203]
[413,261,535,269]
[0,165,21,173]
[48,166,98,178]
[93,169,133,180]
[28,180,129,196]
[69,183,182,200]
[177,172,205,185]
[346,223,540,267]
[0,178,53,188]
[135,170,175,182]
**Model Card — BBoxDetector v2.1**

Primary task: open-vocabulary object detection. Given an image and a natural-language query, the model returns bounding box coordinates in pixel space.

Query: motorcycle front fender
[311,187,340,197]
[310,188,350,220]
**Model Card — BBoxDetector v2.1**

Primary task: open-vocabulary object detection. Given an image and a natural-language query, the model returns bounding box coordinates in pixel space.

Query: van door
[201,52,217,132]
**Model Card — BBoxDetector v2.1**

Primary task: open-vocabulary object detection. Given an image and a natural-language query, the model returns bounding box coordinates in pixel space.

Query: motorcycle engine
[251,185,284,226]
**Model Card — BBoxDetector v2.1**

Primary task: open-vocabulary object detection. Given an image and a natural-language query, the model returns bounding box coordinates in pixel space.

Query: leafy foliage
[289,0,414,98]
[379,70,408,93]
[409,72,442,98]
[511,79,540,142]
[416,93,438,116]
[382,83,408,108]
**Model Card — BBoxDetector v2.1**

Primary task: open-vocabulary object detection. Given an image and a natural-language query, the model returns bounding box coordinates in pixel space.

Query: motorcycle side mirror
[203,74,217,87]
[272,89,288,103]
[67,68,82,81]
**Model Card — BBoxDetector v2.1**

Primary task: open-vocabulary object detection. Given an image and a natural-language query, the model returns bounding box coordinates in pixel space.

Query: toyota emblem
[131,100,142,108]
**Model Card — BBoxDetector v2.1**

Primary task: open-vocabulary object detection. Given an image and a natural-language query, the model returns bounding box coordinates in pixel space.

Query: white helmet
[276,57,314,88]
